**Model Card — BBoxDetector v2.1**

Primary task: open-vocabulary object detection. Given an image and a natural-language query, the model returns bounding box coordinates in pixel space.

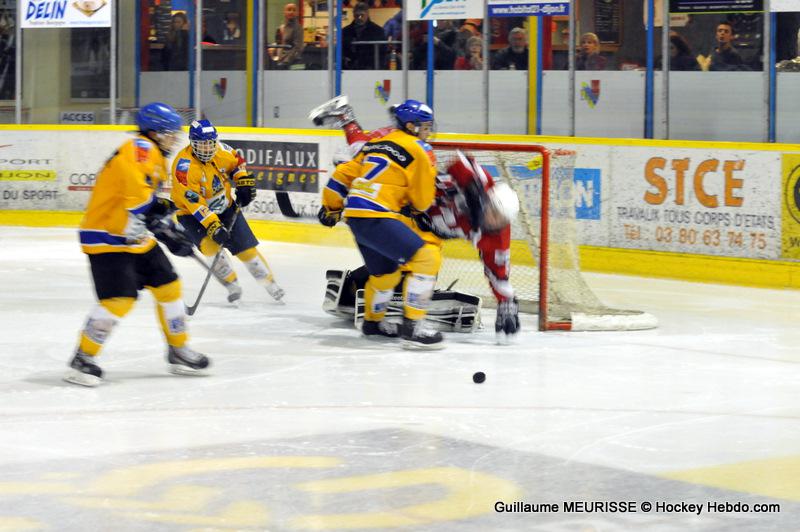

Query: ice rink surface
[1,226,799,531]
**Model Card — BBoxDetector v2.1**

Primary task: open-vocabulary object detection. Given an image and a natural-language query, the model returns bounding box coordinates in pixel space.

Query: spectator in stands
[454,36,483,70]
[668,32,699,71]
[410,19,457,70]
[163,12,189,71]
[698,21,745,71]
[342,2,386,69]
[383,0,402,42]
[272,2,305,68]
[576,32,607,70]
[455,19,482,58]
[492,27,528,70]
[222,12,242,43]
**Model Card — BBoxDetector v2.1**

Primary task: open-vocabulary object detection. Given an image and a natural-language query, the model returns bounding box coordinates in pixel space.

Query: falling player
[66,102,210,386]
[310,96,521,337]
[171,119,285,304]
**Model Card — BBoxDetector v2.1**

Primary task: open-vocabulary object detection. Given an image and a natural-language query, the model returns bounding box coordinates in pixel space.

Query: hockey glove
[495,296,520,336]
[235,175,256,208]
[412,210,434,233]
[149,196,176,217]
[150,219,194,257]
[206,219,230,246]
[318,206,342,227]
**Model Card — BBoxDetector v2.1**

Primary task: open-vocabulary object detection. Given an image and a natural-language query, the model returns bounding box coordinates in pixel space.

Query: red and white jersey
[341,122,514,303]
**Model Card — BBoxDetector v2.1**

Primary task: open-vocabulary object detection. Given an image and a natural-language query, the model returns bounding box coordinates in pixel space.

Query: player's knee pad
[149,279,182,303]
[99,297,135,318]
[406,243,441,276]
[200,237,221,257]
[403,273,436,319]
[364,270,402,320]
[236,247,258,262]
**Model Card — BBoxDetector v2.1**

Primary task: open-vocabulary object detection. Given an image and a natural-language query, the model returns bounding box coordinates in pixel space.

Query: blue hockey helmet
[189,119,218,163]
[135,102,182,134]
[135,102,183,156]
[392,99,434,138]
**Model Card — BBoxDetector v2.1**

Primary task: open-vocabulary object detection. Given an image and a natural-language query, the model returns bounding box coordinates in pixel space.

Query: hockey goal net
[431,141,657,332]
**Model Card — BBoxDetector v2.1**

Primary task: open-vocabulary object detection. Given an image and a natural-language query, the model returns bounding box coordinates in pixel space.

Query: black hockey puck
[472,372,486,384]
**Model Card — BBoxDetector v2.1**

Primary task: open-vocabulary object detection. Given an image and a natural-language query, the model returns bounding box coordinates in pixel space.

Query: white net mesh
[432,142,657,331]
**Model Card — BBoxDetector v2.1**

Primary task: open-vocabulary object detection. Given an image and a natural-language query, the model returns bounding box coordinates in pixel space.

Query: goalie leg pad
[354,289,480,333]
[323,266,372,319]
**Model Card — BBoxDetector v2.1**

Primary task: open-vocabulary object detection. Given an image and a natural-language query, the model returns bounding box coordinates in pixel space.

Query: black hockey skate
[362,319,399,339]
[167,345,210,375]
[64,350,103,387]
[308,95,355,128]
[400,318,445,350]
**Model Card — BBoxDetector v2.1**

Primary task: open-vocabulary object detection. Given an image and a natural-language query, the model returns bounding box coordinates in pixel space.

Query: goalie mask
[189,119,218,163]
[483,183,519,232]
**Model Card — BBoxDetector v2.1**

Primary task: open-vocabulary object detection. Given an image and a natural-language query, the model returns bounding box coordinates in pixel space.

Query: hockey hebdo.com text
[494,500,781,515]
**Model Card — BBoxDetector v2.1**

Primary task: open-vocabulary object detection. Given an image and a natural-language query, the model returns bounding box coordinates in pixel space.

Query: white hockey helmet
[483,182,519,232]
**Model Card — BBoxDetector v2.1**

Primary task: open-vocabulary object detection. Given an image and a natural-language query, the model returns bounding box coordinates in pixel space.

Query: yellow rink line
[3,210,800,290]
[664,455,800,502]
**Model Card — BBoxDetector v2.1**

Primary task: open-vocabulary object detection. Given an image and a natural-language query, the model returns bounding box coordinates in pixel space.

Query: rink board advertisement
[0,127,796,262]
[603,147,779,260]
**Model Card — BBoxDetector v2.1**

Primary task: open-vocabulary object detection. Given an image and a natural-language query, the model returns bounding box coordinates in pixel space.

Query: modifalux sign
[407,0,483,21]
[21,0,112,28]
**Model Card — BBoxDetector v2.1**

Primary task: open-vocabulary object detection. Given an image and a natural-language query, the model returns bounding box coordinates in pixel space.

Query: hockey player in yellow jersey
[319,99,444,349]
[66,102,210,387]
[170,119,284,303]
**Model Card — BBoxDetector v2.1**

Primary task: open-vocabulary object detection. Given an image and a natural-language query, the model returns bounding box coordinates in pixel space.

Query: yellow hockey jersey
[79,135,168,255]
[325,130,437,221]
[170,142,249,229]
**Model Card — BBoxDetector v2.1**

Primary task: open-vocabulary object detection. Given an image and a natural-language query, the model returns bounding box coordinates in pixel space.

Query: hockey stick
[186,206,241,316]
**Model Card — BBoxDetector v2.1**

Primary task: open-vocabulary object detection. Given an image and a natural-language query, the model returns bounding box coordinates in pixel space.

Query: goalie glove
[495,296,520,336]
[318,206,342,227]
[235,175,256,208]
